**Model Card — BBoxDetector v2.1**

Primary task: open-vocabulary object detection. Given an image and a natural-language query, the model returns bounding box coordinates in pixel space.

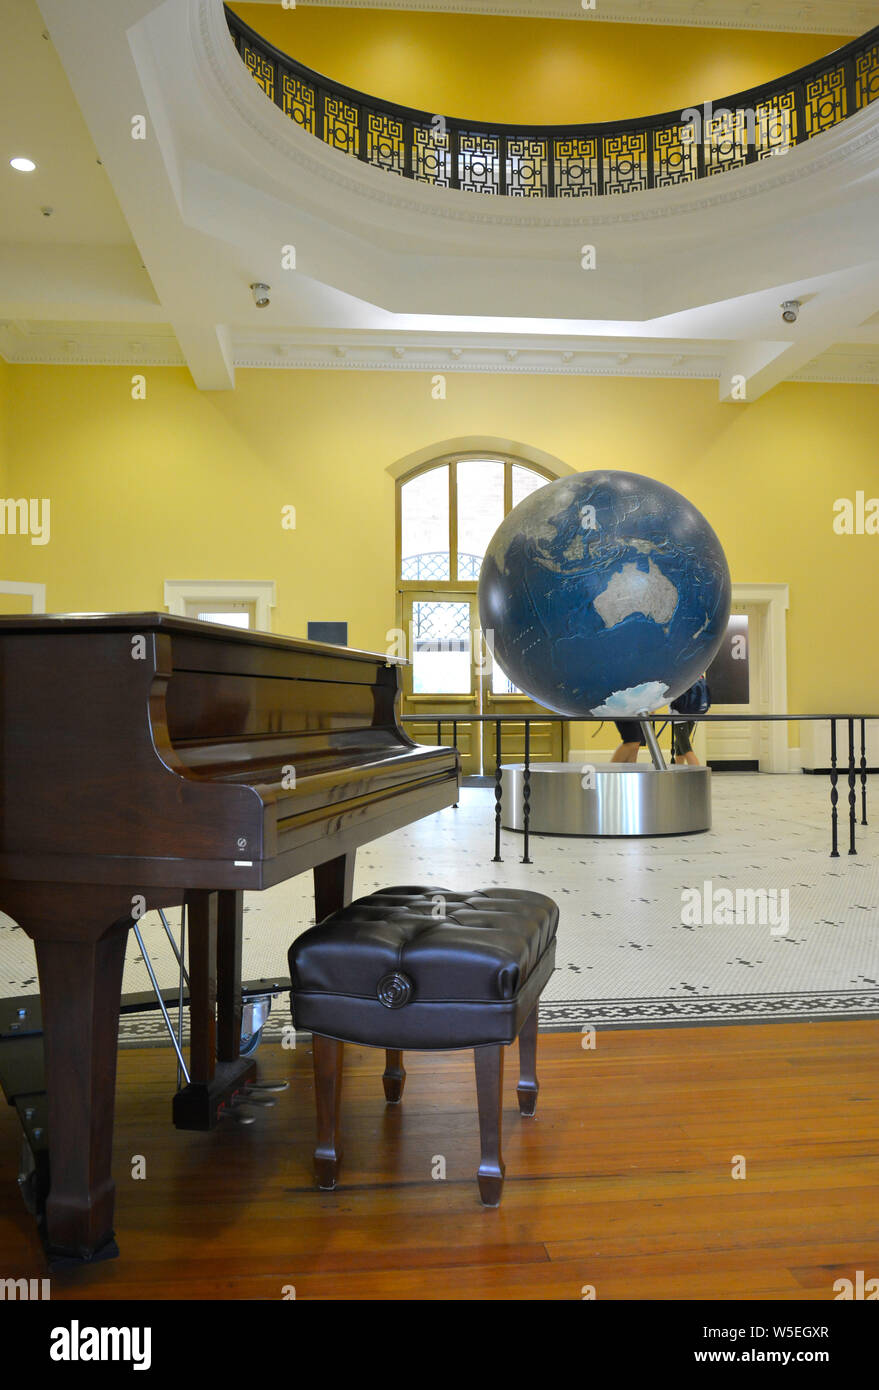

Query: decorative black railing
[225,6,879,198]
[403,713,873,863]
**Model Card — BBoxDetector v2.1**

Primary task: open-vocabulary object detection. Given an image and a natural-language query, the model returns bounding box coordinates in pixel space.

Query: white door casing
[723,582,789,773]
[164,579,276,632]
[0,580,47,613]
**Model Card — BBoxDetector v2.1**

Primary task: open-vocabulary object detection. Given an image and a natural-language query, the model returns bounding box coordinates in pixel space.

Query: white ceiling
[0,3,133,247]
[245,0,879,38]
[1,0,879,398]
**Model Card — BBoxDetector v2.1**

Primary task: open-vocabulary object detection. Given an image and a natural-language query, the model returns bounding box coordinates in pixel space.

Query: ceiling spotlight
[782,299,801,324]
[10,156,36,172]
[250,282,270,308]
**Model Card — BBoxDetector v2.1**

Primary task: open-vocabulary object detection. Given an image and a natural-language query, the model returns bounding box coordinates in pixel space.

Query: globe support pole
[640,720,667,771]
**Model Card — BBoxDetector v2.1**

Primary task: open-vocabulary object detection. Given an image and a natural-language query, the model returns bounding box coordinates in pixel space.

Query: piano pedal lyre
[135,912,290,1082]
[134,909,291,1130]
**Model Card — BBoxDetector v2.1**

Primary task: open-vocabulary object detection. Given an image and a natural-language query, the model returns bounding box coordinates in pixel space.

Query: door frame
[0,580,46,613]
[164,579,276,632]
[727,582,789,773]
[400,588,484,774]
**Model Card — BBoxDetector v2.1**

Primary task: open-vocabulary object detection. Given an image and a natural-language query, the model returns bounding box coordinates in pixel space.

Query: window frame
[396,451,554,592]
[164,579,277,632]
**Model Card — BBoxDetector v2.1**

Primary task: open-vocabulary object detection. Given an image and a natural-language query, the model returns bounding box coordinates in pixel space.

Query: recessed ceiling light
[10,157,36,172]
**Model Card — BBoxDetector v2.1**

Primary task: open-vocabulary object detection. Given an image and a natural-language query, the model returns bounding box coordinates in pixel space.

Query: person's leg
[673,721,699,766]
[613,721,642,763]
[612,741,640,763]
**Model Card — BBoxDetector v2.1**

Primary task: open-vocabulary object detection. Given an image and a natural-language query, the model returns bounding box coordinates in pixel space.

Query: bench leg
[474,1044,505,1207]
[517,1003,540,1117]
[382,1049,406,1104]
[312,1034,344,1189]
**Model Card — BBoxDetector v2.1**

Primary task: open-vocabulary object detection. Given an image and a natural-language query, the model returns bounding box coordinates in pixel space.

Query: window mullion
[449,459,458,584]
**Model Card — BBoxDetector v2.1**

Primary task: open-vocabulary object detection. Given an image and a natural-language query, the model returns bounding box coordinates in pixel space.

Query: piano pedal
[236,1089,278,1108]
[226,1108,257,1126]
[219,1097,258,1126]
[245,1079,289,1094]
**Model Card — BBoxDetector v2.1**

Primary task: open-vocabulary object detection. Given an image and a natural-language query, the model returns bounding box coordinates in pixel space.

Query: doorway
[703,607,759,768]
[697,583,789,773]
[400,588,564,776]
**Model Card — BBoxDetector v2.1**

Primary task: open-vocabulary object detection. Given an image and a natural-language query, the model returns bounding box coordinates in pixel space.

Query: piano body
[0,613,459,1263]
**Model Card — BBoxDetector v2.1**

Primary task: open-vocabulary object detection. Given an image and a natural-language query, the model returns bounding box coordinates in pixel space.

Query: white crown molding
[243,0,874,38]
[3,321,878,382]
[233,345,722,376]
[790,345,879,382]
[229,331,879,382]
[201,0,879,237]
[0,320,184,367]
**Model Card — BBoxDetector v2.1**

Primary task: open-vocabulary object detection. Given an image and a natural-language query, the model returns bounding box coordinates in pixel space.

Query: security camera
[250,282,270,308]
[781,299,800,324]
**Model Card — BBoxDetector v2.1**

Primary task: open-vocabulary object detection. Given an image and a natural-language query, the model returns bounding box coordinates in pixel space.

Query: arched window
[395,453,564,772]
[398,454,552,584]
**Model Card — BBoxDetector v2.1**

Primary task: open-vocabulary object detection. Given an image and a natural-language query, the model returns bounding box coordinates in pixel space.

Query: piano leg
[216,889,243,1063]
[173,889,255,1129]
[313,851,355,923]
[24,897,131,1264]
[187,889,217,1081]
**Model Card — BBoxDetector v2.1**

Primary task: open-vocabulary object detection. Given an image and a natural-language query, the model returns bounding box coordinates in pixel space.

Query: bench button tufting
[377,972,413,1008]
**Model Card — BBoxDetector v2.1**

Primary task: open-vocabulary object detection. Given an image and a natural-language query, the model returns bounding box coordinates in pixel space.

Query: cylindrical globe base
[501,762,711,837]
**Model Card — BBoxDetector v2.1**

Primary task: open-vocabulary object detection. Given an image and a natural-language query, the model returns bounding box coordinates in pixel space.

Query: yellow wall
[0,357,8,488]
[2,364,877,719]
[230,4,848,124]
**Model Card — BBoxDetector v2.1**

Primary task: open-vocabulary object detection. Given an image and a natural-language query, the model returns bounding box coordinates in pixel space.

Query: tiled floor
[1,773,877,1041]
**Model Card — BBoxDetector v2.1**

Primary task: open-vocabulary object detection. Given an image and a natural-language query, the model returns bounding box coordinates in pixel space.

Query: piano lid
[0,611,408,667]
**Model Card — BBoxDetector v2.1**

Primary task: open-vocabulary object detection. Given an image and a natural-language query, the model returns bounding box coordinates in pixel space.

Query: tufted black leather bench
[289,886,558,1206]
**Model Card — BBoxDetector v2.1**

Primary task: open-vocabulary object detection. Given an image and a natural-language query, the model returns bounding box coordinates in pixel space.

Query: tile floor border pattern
[115,985,879,1048]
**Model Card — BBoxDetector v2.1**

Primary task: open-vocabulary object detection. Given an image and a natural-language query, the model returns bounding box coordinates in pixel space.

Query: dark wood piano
[0,613,459,1264]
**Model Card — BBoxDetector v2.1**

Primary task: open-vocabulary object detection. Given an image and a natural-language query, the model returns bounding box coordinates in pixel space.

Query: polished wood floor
[1,1020,877,1300]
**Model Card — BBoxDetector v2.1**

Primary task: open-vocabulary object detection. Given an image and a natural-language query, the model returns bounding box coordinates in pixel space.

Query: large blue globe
[478,470,731,718]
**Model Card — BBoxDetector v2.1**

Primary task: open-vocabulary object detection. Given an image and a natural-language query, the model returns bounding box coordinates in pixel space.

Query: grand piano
[0,613,459,1264]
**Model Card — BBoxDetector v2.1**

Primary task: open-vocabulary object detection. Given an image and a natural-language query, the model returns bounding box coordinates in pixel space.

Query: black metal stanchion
[492,719,503,863]
[848,717,857,854]
[830,719,839,858]
[436,718,442,747]
[860,717,868,826]
[521,719,532,865]
[452,720,458,808]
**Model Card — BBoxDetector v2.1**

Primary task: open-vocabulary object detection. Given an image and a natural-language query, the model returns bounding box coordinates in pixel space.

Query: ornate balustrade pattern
[225,6,879,198]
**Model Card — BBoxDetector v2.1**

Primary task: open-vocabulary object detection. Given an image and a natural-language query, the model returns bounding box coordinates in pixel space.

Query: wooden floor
[1,1020,877,1300]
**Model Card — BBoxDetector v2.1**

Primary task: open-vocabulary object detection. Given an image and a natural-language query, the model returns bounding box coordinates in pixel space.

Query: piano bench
[288,886,559,1207]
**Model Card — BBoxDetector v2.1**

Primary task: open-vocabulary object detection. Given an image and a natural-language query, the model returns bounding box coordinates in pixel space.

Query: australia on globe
[478,470,731,718]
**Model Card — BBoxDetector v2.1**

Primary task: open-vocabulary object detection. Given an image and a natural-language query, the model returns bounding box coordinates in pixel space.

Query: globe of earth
[478,470,731,718]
